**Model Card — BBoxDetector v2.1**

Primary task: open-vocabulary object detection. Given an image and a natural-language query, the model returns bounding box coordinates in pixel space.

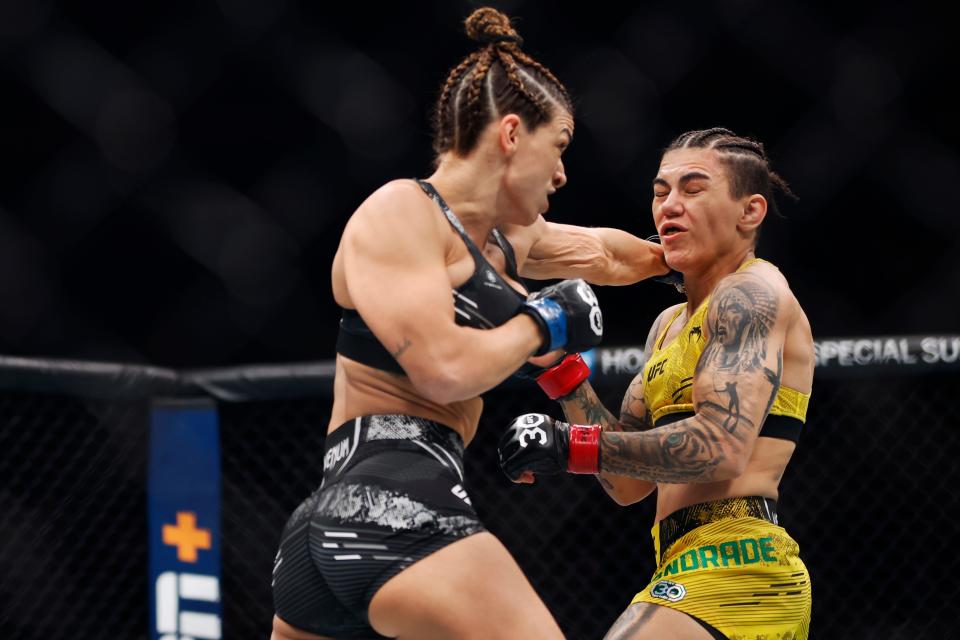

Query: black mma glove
[498,413,601,481]
[520,278,603,356]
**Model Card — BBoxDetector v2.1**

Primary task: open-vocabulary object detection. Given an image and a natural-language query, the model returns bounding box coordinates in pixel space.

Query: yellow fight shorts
[630,497,811,640]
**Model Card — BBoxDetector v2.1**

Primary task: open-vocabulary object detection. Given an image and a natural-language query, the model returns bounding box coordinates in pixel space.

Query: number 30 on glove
[497,413,602,482]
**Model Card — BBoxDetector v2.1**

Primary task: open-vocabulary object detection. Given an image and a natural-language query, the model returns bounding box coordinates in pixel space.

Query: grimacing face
[503,110,573,225]
[652,147,748,272]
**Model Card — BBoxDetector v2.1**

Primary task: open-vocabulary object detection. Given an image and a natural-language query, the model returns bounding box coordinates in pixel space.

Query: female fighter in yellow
[500,128,814,640]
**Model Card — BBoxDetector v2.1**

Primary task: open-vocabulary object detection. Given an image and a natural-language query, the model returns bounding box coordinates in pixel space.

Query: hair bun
[465,7,523,48]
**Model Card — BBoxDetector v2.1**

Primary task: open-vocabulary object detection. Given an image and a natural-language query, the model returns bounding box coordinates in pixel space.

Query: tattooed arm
[599,269,792,483]
[557,306,678,504]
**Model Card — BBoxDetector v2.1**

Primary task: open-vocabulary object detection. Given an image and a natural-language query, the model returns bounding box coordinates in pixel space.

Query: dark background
[1,0,957,367]
[1,5,959,639]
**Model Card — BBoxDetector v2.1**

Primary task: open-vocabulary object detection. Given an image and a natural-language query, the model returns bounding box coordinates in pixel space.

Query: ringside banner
[591,335,960,380]
[149,399,222,640]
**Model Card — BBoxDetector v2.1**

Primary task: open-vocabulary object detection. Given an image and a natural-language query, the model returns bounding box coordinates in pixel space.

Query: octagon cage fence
[1,334,958,640]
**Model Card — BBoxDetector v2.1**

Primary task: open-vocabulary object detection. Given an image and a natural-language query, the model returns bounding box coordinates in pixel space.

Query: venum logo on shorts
[651,580,686,602]
[323,439,351,472]
[451,483,472,505]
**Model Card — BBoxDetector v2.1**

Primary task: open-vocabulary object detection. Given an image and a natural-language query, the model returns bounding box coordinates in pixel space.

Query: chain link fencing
[1,343,958,639]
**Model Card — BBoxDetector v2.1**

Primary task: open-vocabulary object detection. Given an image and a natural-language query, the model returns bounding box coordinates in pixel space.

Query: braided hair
[666,127,796,219]
[432,7,573,162]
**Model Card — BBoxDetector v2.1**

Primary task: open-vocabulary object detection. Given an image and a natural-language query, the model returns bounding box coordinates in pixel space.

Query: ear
[739,194,767,235]
[497,114,522,157]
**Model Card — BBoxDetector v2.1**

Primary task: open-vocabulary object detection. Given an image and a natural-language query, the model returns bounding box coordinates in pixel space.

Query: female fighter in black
[271,8,670,639]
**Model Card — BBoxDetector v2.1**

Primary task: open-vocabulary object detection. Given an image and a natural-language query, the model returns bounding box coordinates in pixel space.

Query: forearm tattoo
[561,384,617,429]
[561,381,652,433]
[561,382,641,493]
[601,275,784,483]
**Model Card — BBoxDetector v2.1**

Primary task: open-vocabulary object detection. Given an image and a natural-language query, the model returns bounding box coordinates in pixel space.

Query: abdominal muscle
[328,355,483,446]
[326,215,514,448]
[654,437,797,522]
[327,181,541,448]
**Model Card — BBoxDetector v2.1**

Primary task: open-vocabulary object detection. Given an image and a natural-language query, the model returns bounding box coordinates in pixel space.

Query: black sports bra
[335,180,527,375]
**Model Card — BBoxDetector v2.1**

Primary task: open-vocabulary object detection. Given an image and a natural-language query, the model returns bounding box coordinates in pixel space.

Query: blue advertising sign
[148,399,222,640]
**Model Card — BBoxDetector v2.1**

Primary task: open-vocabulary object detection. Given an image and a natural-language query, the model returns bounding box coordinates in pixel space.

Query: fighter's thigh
[604,603,716,640]
[270,615,335,640]
[368,531,563,640]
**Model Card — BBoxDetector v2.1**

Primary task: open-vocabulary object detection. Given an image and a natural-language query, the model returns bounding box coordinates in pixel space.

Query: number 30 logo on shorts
[651,580,686,602]
[517,414,547,448]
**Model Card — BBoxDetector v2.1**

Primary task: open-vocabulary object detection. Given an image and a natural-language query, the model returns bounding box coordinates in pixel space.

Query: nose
[659,188,683,218]
[552,159,567,190]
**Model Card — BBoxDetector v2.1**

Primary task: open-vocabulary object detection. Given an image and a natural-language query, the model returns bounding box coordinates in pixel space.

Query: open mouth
[660,223,687,237]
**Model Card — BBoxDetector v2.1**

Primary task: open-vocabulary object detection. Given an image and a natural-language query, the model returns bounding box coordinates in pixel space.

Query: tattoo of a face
[693,276,783,436]
[698,278,778,374]
[391,338,412,360]
[599,275,787,483]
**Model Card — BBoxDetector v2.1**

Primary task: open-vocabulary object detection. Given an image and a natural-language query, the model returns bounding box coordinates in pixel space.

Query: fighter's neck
[426,160,504,249]
[683,250,756,314]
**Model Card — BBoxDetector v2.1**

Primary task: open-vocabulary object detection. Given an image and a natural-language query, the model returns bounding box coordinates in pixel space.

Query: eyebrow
[652,171,711,188]
[561,127,574,142]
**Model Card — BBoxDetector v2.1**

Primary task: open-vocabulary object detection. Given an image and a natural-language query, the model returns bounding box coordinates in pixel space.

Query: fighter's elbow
[608,488,649,506]
[601,479,656,506]
[403,356,465,405]
[407,367,462,405]
[713,454,750,481]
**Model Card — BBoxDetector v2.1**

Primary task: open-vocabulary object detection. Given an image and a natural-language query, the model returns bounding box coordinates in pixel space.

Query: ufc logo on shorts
[155,572,221,639]
[517,414,548,448]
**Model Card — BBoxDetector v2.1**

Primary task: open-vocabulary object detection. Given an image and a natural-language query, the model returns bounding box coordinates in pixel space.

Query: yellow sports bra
[641,259,810,442]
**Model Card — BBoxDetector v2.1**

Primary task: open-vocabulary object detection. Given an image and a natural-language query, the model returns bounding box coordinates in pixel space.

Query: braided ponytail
[432,7,573,161]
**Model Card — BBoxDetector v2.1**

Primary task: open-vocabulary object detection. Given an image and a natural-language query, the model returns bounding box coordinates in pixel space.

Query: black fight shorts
[272,414,485,639]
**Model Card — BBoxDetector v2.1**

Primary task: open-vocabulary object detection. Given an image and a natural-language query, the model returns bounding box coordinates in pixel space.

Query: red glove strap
[536,353,591,400]
[567,424,601,474]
